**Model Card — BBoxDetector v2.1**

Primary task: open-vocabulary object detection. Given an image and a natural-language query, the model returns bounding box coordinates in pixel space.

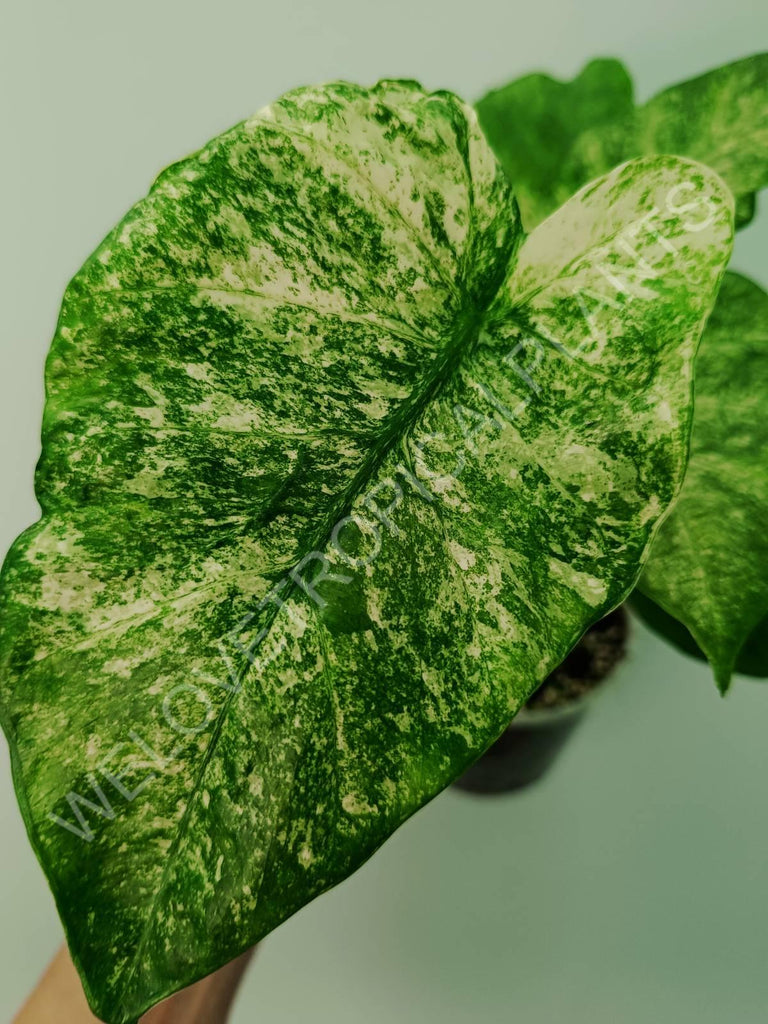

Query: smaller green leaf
[479,54,767,232]
[0,76,735,1019]
[566,55,768,230]
[638,272,768,691]
[629,590,768,679]
[734,192,757,231]
[476,59,634,230]
[632,54,768,204]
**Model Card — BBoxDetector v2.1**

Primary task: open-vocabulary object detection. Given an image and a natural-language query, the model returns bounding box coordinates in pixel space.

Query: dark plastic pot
[454,701,586,794]
[454,606,628,795]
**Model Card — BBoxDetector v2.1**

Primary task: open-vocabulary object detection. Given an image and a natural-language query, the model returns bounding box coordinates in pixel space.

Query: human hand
[15,942,255,1023]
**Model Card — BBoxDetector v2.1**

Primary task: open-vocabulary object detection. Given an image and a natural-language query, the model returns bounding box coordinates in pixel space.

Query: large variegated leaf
[0,78,733,1023]
[479,54,768,230]
[475,59,634,231]
[638,272,768,690]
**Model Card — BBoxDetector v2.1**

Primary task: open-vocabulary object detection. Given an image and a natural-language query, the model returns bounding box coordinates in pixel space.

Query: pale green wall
[1,1,767,1020]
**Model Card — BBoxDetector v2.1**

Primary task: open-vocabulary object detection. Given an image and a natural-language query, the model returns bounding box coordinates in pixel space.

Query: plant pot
[454,605,628,794]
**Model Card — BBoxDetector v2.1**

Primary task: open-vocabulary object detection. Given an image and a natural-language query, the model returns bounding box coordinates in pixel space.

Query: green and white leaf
[0,80,733,1022]
[639,272,768,691]
[479,54,768,231]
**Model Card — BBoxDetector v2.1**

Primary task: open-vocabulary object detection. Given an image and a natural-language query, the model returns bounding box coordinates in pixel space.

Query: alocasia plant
[625,56,768,228]
[477,55,768,690]
[0,79,734,1021]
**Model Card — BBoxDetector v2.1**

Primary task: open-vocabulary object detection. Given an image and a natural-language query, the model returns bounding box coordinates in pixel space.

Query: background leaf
[629,589,768,679]
[631,54,768,206]
[0,77,733,1022]
[479,54,767,230]
[475,59,634,230]
[638,272,768,691]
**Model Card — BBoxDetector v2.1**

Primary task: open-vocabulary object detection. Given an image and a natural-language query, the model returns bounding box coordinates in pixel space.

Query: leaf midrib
[113,299,488,1015]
